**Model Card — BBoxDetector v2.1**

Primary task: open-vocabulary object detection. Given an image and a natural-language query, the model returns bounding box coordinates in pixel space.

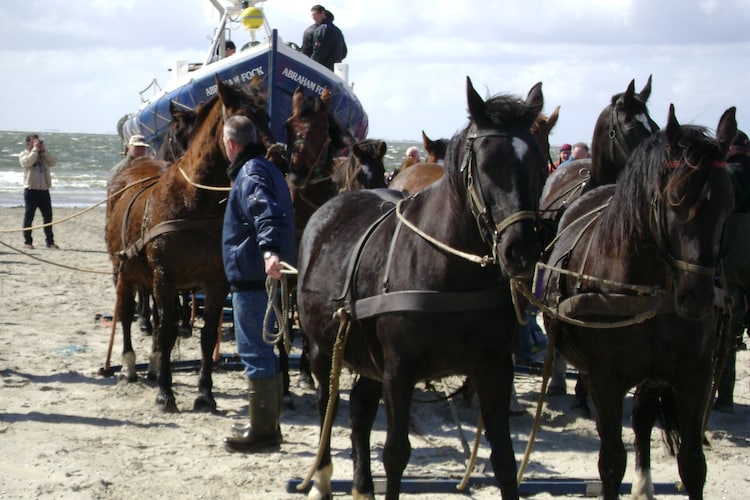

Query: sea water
[0,130,422,208]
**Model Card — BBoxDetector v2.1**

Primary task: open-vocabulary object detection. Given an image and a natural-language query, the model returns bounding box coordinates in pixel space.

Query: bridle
[290,133,332,189]
[650,159,724,278]
[608,103,648,167]
[461,130,537,266]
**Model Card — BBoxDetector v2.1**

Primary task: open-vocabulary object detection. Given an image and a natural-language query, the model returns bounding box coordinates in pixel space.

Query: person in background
[571,142,590,160]
[221,114,296,452]
[551,143,571,172]
[108,134,151,186]
[19,134,58,249]
[386,146,421,185]
[210,40,236,63]
[308,5,347,70]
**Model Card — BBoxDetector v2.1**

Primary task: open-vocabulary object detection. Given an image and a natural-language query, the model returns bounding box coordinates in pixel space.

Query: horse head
[155,100,199,163]
[285,86,349,187]
[450,77,546,279]
[332,139,387,191]
[422,131,448,163]
[656,104,736,319]
[590,75,659,186]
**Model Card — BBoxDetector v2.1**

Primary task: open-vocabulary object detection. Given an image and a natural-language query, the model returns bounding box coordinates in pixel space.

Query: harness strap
[118,218,221,260]
[352,288,508,320]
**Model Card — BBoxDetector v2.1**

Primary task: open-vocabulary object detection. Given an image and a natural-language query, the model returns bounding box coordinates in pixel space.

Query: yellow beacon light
[241,7,264,30]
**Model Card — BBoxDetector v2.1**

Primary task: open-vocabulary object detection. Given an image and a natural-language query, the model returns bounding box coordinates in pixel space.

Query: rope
[297,307,352,492]
[395,198,494,267]
[177,165,232,192]
[0,177,161,274]
[262,261,298,352]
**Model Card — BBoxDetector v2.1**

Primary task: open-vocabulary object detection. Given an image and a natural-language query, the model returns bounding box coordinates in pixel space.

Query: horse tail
[656,389,681,456]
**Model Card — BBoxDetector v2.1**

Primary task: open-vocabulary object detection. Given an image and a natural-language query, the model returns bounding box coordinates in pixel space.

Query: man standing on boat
[308,5,347,71]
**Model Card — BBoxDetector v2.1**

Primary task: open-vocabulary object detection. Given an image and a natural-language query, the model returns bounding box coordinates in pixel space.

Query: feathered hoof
[156,391,178,413]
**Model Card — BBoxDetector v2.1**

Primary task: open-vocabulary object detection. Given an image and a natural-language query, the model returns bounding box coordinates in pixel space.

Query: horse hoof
[139,323,153,335]
[117,372,138,383]
[547,385,566,396]
[178,326,192,338]
[194,394,217,413]
[156,392,179,413]
[296,373,314,390]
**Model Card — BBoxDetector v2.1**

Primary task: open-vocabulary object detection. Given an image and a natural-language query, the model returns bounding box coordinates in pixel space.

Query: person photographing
[19,133,58,249]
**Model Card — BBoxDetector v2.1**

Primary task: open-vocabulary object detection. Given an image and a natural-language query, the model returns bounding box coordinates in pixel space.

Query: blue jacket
[222,156,296,287]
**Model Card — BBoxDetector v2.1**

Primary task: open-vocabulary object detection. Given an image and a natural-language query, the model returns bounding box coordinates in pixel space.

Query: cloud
[0,0,748,143]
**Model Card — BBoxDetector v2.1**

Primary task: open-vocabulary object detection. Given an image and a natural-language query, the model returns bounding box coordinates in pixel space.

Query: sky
[1,0,749,145]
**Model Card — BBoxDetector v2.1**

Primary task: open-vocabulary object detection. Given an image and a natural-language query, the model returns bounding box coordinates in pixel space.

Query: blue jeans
[231,289,279,380]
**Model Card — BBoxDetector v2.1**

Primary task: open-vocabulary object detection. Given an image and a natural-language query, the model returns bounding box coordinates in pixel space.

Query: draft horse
[105,76,274,412]
[539,105,737,499]
[539,76,658,247]
[296,77,547,499]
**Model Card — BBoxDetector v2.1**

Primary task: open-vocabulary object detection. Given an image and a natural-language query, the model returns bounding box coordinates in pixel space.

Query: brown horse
[389,106,560,195]
[422,130,448,163]
[332,139,387,191]
[105,76,274,412]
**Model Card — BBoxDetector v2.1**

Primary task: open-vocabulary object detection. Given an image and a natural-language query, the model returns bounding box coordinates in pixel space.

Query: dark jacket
[311,20,347,70]
[301,23,316,56]
[222,153,296,288]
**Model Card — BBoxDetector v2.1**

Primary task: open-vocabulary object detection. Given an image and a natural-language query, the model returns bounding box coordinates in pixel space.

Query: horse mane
[444,92,541,180]
[600,125,720,254]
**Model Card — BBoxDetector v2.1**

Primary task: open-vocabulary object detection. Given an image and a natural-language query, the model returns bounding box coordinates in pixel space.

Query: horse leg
[177,291,192,338]
[136,286,153,335]
[674,375,711,499]
[147,300,162,381]
[350,376,382,498]
[381,370,414,500]
[154,280,179,412]
[193,287,225,412]
[588,378,627,500]
[631,385,658,499]
[117,278,138,382]
[547,348,568,395]
[474,353,519,499]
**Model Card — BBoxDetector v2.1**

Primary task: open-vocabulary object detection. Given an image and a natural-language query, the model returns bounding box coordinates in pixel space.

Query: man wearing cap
[108,135,151,188]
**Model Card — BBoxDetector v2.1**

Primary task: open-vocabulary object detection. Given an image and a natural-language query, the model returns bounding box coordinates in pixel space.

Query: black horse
[296,77,546,499]
[539,105,737,499]
[539,76,658,247]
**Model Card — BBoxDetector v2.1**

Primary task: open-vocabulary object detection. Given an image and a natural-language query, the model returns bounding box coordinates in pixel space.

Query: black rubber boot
[224,374,282,452]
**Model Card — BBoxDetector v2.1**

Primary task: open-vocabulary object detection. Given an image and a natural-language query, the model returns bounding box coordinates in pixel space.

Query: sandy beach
[0,206,748,499]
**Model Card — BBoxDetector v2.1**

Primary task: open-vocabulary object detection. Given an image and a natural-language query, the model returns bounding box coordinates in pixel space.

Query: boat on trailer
[120,0,368,150]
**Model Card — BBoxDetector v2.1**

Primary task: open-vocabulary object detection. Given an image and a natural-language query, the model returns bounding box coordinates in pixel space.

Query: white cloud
[0,0,748,143]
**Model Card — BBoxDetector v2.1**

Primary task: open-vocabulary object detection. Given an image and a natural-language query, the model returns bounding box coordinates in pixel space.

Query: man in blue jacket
[221,114,296,452]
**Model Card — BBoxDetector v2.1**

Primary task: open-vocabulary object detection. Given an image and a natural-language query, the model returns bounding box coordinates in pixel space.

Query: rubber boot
[224,374,282,452]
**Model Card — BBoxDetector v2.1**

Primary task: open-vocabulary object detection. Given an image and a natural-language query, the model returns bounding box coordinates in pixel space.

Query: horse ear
[639,74,653,102]
[665,103,681,149]
[525,82,544,117]
[292,86,304,114]
[421,130,430,149]
[377,140,387,158]
[215,75,240,111]
[466,76,487,123]
[547,105,561,130]
[716,107,738,158]
[620,79,636,108]
[321,88,331,103]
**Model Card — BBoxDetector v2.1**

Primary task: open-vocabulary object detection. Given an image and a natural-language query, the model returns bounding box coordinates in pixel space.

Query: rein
[292,135,332,189]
